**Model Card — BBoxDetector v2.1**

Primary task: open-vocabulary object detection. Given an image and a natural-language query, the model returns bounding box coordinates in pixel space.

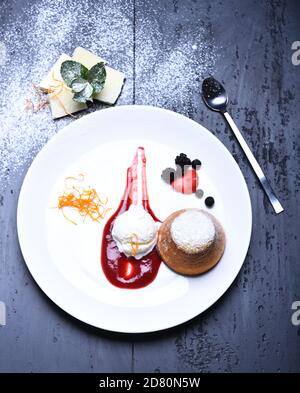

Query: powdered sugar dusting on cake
[171,210,216,254]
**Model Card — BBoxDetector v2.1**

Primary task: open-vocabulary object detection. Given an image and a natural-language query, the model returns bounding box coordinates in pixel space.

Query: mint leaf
[73,82,94,103]
[60,61,88,87]
[71,78,88,93]
[90,80,104,95]
[60,60,107,104]
[88,62,106,94]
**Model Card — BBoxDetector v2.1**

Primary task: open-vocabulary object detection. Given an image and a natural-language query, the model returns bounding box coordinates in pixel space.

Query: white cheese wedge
[40,54,87,119]
[72,47,125,104]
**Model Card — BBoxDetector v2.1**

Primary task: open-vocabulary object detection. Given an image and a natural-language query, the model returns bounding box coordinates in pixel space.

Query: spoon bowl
[202,77,228,112]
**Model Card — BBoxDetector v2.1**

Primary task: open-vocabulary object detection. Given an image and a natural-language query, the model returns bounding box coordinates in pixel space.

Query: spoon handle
[223,111,284,214]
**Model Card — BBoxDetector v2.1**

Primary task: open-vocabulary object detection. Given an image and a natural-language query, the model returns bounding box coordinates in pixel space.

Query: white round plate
[17,105,252,333]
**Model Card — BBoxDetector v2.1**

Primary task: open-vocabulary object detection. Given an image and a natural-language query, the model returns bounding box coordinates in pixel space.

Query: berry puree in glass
[101,147,162,289]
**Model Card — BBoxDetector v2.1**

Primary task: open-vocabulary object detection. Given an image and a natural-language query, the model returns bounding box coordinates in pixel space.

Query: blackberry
[205,196,215,208]
[161,167,176,184]
[192,159,202,169]
[175,153,192,169]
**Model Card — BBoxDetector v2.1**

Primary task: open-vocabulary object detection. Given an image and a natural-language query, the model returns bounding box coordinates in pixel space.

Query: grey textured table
[0,0,299,372]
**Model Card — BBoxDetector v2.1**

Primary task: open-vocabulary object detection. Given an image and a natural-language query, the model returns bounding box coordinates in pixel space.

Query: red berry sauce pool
[101,147,162,289]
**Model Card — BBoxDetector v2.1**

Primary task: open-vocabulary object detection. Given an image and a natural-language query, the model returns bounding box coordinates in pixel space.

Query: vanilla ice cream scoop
[112,205,159,259]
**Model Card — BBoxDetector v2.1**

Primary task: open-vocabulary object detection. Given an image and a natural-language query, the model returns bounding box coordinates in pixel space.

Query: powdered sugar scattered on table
[136,14,216,112]
[0,0,217,183]
[0,0,133,183]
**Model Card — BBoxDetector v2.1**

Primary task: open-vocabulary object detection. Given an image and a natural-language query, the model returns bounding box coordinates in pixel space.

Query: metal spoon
[202,76,284,214]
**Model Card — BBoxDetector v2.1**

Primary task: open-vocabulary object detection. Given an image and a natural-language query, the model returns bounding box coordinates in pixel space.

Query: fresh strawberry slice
[171,169,199,194]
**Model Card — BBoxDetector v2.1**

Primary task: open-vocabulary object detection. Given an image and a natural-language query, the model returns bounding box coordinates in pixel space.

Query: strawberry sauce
[101,147,162,289]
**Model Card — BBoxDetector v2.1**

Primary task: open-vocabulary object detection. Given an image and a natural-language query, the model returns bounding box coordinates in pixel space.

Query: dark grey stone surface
[0,0,299,372]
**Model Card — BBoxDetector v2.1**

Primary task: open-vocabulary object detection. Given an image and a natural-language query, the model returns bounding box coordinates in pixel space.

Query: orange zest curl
[57,175,111,225]
[130,233,139,257]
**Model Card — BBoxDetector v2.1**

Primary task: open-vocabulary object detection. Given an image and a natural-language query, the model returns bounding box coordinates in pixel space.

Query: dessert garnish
[161,153,216,206]
[191,159,202,169]
[24,83,49,113]
[161,167,176,184]
[175,152,192,168]
[60,60,106,104]
[171,168,198,194]
[157,208,225,276]
[195,189,204,199]
[161,152,201,194]
[101,147,162,289]
[205,196,215,208]
[130,234,139,258]
[57,174,110,225]
[39,47,125,119]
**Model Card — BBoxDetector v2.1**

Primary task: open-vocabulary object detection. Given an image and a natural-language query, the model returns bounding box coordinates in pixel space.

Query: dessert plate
[17,105,252,333]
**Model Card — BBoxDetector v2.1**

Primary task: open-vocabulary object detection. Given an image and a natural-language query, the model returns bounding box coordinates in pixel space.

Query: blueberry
[161,168,176,184]
[205,196,215,208]
[192,159,202,169]
[195,189,204,199]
